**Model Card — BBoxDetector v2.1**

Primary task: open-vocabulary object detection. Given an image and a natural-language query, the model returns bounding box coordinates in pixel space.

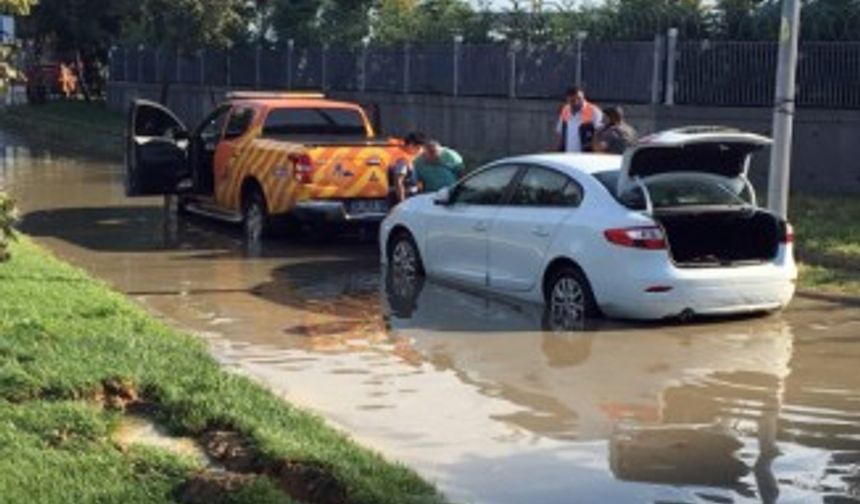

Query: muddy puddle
[4,129,860,503]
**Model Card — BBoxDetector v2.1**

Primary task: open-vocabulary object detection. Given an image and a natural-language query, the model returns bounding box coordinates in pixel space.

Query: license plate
[348,199,388,215]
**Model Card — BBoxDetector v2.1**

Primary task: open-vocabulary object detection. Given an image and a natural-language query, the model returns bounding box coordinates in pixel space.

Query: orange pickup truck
[125,92,409,240]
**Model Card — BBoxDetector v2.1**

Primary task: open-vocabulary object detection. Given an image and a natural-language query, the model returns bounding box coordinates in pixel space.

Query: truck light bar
[226,91,325,100]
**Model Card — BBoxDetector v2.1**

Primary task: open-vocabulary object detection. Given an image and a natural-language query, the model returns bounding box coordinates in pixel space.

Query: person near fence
[556,86,603,153]
[389,132,424,207]
[555,86,603,152]
[592,106,637,154]
[414,139,465,193]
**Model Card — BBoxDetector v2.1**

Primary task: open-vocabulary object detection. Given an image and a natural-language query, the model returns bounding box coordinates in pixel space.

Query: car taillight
[604,226,667,250]
[289,153,314,183]
[781,222,794,244]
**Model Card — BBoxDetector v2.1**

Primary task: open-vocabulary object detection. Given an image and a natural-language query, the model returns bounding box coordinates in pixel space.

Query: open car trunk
[655,209,782,267]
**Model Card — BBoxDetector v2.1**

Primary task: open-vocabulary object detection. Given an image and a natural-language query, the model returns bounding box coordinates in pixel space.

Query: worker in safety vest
[556,86,603,153]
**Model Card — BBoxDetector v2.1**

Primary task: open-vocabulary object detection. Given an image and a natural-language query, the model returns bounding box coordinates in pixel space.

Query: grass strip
[0,101,124,158]
[0,238,447,504]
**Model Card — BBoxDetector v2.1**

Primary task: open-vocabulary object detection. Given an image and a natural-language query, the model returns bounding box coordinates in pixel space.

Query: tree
[318,0,374,46]
[370,0,421,44]
[269,0,325,45]
[123,0,251,49]
[369,0,482,44]
[0,0,35,15]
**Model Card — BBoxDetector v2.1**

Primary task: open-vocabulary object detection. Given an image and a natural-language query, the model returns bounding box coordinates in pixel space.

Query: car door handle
[532,226,551,237]
[474,221,489,232]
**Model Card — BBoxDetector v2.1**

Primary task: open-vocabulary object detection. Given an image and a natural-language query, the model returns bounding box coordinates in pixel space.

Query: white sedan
[380,127,797,322]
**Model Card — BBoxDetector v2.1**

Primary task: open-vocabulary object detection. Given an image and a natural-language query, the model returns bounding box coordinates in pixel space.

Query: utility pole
[768,0,802,219]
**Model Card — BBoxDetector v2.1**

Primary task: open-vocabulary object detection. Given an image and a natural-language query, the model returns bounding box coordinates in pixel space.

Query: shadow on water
[18,206,237,253]
[18,205,380,258]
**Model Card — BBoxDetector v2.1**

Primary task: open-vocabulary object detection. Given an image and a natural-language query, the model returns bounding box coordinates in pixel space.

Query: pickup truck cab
[125,92,409,240]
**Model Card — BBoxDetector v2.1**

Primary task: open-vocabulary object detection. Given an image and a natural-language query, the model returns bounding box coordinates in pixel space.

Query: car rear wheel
[389,231,424,277]
[243,188,270,243]
[546,266,597,329]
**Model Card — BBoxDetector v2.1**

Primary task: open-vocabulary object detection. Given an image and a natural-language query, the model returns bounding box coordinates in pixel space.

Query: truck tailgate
[305,144,406,199]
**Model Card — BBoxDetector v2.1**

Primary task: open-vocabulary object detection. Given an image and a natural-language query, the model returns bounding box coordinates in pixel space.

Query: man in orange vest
[556,86,604,153]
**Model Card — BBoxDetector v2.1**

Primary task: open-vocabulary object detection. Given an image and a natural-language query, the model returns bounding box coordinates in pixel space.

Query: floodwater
[3,128,860,503]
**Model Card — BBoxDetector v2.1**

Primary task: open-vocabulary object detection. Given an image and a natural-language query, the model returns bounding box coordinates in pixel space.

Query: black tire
[242,186,270,242]
[544,266,598,329]
[388,230,425,277]
[176,196,191,216]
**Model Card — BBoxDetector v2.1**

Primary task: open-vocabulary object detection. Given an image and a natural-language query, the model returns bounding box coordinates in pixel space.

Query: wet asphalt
[3,128,860,504]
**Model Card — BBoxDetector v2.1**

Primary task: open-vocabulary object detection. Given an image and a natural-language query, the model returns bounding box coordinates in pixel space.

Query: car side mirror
[173,128,190,141]
[433,187,452,206]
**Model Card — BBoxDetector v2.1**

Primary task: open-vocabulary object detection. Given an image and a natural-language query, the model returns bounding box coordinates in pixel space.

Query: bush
[0,192,16,261]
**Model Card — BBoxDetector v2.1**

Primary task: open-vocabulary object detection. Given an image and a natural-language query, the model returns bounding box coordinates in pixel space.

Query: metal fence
[109,38,860,109]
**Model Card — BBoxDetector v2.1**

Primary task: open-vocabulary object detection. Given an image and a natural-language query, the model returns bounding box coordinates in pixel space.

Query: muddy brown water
[3,129,860,504]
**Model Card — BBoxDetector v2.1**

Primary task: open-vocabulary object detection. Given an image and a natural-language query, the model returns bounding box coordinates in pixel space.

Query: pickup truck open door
[125,100,189,196]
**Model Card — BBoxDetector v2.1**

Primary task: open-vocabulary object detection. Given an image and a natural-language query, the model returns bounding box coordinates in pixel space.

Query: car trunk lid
[617,128,771,203]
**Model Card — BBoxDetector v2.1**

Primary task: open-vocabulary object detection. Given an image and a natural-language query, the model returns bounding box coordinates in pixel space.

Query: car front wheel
[546,266,597,329]
[389,231,424,277]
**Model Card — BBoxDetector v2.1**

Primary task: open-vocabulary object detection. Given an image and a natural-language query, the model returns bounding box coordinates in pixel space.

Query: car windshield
[594,170,753,210]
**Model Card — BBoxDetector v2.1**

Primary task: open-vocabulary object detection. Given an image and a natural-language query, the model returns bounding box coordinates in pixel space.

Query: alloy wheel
[549,276,586,326]
[391,238,419,277]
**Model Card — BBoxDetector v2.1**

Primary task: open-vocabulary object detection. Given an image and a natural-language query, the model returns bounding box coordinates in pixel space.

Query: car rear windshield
[262,107,368,139]
[594,169,753,210]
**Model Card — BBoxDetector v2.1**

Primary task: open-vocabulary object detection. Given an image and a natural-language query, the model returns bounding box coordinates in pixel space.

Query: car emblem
[369,172,380,183]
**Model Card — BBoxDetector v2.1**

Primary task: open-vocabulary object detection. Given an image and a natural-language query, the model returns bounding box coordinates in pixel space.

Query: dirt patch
[200,430,258,472]
[199,429,349,504]
[265,459,348,504]
[92,377,143,411]
[175,470,259,504]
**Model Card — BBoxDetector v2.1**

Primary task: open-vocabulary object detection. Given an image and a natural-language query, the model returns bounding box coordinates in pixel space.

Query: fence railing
[108,36,860,109]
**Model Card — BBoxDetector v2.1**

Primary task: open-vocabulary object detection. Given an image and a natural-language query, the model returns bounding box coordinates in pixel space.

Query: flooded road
[3,129,860,503]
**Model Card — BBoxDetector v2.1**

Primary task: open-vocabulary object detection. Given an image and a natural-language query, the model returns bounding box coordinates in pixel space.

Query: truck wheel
[243,187,270,242]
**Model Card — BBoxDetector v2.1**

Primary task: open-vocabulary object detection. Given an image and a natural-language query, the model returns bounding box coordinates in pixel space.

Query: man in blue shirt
[414,139,465,193]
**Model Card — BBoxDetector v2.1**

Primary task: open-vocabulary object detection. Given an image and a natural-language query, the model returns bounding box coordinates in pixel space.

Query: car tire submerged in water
[545,266,598,329]
[389,231,425,277]
[243,187,270,243]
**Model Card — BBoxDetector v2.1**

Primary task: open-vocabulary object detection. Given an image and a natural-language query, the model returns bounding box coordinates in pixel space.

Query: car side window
[511,166,583,207]
[453,165,519,205]
[198,105,231,142]
[224,107,255,140]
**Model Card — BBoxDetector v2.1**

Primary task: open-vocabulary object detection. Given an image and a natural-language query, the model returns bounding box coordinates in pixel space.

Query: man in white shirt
[555,86,604,153]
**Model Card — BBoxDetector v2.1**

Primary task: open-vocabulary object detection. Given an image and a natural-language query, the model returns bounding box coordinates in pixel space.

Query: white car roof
[502,153,623,176]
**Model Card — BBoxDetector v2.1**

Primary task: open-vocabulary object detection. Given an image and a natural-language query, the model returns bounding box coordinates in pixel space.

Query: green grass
[0,238,447,504]
[791,195,860,296]
[0,101,124,158]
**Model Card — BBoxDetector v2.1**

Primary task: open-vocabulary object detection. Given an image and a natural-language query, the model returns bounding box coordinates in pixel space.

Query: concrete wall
[108,82,860,194]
